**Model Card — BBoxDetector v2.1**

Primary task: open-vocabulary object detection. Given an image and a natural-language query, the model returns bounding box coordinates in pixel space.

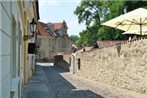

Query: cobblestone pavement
[22,65,56,98]
[23,64,147,98]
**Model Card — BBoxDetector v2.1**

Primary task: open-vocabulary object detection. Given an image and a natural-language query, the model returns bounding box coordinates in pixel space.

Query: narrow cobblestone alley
[23,64,147,98]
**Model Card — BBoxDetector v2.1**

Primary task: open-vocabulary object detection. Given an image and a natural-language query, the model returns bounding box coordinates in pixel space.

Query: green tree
[124,0,147,12]
[101,0,125,40]
[74,0,105,27]
[74,0,109,46]
[75,0,147,47]
[69,35,79,43]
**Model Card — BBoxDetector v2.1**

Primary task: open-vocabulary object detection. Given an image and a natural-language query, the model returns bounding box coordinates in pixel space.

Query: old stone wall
[54,54,71,71]
[76,39,147,95]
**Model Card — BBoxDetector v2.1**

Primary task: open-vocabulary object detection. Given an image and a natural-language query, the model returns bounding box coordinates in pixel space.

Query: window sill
[10,77,20,93]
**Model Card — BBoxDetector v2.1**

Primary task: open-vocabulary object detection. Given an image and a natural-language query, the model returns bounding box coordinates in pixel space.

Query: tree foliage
[74,0,147,46]
[77,26,98,47]
[69,35,79,43]
[74,0,109,26]
[124,0,147,12]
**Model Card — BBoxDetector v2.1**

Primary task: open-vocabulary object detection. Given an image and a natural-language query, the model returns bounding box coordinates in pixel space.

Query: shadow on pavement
[23,65,104,98]
[42,65,105,98]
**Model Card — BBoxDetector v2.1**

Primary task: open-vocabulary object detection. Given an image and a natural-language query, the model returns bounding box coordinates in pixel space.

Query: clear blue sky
[39,0,86,36]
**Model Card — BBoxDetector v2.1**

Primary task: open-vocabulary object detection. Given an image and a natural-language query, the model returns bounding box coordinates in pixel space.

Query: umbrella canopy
[102,8,147,35]
[122,30,147,35]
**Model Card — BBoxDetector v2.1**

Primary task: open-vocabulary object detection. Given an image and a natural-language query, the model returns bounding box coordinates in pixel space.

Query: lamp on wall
[30,18,37,37]
[24,18,37,40]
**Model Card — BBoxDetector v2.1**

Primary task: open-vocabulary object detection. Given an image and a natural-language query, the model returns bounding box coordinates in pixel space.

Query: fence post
[70,53,77,74]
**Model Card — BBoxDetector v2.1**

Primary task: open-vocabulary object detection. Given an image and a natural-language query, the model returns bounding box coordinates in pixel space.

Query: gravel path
[23,64,147,98]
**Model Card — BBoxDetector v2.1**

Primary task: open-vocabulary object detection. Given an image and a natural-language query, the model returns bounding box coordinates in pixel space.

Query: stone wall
[76,39,147,95]
[54,54,71,71]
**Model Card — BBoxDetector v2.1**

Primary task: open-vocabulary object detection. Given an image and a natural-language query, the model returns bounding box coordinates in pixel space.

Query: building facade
[0,0,39,98]
[37,21,73,62]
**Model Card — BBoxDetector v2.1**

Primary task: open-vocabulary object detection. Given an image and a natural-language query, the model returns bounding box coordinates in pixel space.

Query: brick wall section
[76,39,147,95]
[54,54,71,71]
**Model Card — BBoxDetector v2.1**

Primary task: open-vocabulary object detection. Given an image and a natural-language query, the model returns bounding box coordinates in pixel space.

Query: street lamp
[24,18,37,40]
[30,18,37,37]
[27,18,38,54]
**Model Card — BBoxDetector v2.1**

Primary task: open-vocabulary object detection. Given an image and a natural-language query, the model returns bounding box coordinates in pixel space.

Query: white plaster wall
[0,1,24,98]
[1,34,11,80]
[0,32,11,55]
[1,0,37,98]
[1,71,10,98]
[0,1,11,18]
[0,57,1,98]
[0,3,11,37]
[0,1,11,98]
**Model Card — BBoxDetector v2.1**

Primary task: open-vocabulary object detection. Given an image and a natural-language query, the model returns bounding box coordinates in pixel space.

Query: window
[37,39,41,46]
[11,16,17,77]
[61,39,66,48]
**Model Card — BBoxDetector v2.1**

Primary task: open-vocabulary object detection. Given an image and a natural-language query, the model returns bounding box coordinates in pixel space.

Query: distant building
[37,21,73,62]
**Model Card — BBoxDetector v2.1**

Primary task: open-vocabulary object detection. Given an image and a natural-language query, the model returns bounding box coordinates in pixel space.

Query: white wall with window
[0,1,25,98]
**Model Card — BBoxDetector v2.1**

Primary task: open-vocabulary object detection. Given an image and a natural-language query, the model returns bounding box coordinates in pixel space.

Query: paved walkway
[22,65,55,98]
[23,64,147,98]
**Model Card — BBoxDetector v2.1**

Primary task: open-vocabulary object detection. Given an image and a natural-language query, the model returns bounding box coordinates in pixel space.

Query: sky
[39,0,86,36]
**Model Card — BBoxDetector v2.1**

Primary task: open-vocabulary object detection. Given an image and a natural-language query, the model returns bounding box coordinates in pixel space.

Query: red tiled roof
[53,22,63,30]
[37,21,57,37]
[37,21,50,36]
[37,21,68,37]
